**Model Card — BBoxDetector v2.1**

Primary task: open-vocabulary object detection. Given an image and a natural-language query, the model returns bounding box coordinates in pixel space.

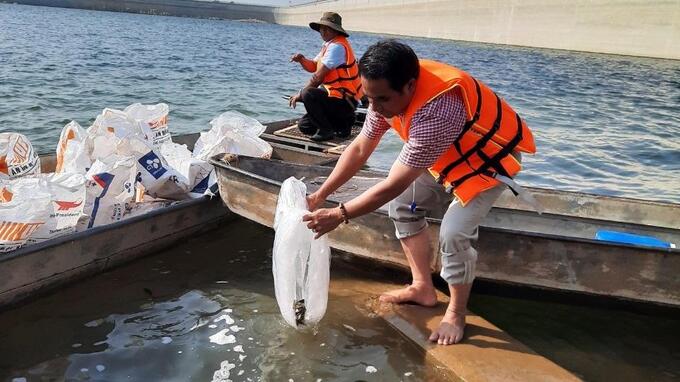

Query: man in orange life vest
[303,40,536,345]
[289,12,363,142]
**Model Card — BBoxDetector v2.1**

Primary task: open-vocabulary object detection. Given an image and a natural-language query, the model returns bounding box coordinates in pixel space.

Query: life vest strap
[438,90,504,184]
[324,73,360,85]
[448,112,524,190]
[491,173,543,214]
[336,59,357,69]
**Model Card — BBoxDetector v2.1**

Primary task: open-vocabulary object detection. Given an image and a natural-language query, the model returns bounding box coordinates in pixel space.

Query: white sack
[80,155,137,229]
[0,132,41,180]
[124,103,171,148]
[117,137,189,200]
[0,179,51,252]
[27,173,87,243]
[193,111,272,161]
[88,108,153,158]
[272,177,330,328]
[55,121,92,174]
[159,142,217,198]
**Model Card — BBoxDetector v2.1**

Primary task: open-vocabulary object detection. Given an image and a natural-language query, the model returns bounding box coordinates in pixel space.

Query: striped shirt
[360,90,467,168]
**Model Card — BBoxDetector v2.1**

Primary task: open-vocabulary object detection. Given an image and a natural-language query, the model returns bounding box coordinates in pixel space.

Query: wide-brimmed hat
[309,12,349,37]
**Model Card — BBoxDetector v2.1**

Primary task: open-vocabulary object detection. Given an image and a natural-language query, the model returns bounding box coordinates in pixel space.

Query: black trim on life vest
[437,90,503,184]
[323,73,360,85]
[329,82,362,96]
[336,59,357,69]
[448,112,524,191]
[463,78,483,132]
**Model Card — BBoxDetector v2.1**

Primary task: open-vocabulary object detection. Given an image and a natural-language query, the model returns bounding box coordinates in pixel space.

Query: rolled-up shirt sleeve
[397,91,466,169]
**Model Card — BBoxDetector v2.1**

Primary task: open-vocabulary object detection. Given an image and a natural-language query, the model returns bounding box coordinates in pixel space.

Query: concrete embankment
[274,0,680,60]
[3,0,678,59]
[2,0,276,22]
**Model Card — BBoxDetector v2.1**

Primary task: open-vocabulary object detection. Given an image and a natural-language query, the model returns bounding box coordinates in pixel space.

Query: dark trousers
[298,87,355,136]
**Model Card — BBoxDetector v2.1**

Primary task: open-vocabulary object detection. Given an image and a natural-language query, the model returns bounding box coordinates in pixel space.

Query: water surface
[0,221,455,382]
[1,222,678,382]
[1,3,678,202]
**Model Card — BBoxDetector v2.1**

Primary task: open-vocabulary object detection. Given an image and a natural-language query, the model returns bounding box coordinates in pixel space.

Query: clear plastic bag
[193,111,272,160]
[272,177,330,328]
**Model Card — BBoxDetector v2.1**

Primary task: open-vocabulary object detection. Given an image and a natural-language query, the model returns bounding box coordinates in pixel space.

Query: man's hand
[306,192,324,211]
[290,53,305,63]
[289,93,301,109]
[302,207,343,239]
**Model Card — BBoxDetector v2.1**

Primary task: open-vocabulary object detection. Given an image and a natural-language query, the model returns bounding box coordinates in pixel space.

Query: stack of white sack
[0,105,273,252]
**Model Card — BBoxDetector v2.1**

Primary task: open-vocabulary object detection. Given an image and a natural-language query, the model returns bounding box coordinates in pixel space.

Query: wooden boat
[210,153,680,307]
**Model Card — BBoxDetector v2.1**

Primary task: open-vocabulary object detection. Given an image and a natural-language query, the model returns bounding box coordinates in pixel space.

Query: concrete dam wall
[274,0,680,60]
[4,0,679,60]
[3,0,276,22]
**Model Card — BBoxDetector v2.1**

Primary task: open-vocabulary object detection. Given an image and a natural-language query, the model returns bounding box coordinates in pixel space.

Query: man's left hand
[302,207,343,239]
[289,93,301,109]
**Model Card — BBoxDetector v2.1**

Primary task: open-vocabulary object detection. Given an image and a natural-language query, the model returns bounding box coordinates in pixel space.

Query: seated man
[289,12,363,142]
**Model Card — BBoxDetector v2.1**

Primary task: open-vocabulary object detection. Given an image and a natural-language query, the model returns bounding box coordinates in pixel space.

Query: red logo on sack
[55,200,83,211]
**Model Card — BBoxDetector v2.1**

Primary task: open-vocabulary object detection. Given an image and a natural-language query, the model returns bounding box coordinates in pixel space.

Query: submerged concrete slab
[332,276,581,382]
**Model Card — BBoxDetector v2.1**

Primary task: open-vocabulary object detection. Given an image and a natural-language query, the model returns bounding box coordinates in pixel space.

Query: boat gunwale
[209,154,680,255]
[0,196,216,264]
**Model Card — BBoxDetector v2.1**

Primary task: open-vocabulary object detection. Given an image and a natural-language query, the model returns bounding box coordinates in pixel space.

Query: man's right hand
[306,192,325,212]
[290,53,305,63]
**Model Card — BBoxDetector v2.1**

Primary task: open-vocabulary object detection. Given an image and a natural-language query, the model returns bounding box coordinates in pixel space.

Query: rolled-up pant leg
[439,185,505,285]
[388,173,452,239]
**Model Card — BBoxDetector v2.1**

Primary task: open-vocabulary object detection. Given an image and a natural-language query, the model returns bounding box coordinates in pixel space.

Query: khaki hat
[309,12,349,37]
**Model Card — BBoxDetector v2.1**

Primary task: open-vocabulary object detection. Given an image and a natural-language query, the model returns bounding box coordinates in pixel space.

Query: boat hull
[211,155,680,307]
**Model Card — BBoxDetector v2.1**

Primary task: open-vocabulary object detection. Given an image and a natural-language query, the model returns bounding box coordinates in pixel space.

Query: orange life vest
[318,37,363,102]
[389,60,536,206]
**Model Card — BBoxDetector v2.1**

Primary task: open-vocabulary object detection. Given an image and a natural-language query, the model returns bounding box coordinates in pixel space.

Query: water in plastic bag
[272,177,330,328]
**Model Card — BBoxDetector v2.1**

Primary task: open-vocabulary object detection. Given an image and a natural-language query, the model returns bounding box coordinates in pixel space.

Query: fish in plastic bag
[272,177,330,328]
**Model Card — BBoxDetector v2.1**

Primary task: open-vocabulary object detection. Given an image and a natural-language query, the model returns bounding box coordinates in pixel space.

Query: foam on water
[209,330,236,345]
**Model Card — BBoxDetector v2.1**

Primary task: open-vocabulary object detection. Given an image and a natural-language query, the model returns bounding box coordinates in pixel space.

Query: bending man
[303,40,536,345]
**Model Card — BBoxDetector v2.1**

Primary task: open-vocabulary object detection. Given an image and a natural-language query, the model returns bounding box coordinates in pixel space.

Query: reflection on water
[1,3,679,202]
[0,221,454,382]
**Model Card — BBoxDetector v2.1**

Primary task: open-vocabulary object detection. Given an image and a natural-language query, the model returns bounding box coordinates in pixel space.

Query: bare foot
[429,308,466,345]
[379,281,437,307]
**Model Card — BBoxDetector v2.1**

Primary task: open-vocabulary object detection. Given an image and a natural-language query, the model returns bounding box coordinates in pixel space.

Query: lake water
[1,3,679,202]
[1,221,678,382]
[0,222,458,382]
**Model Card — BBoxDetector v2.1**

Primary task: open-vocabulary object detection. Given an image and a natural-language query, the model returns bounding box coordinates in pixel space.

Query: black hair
[358,40,419,92]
